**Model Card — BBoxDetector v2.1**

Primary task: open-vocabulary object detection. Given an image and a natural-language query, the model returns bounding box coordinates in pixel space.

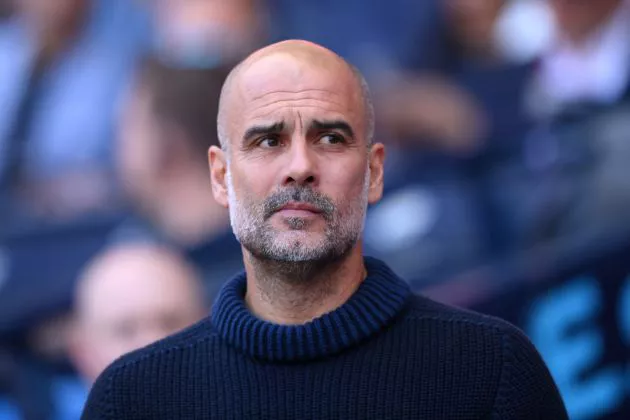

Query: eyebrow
[242,122,285,144]
[309,119,355,139]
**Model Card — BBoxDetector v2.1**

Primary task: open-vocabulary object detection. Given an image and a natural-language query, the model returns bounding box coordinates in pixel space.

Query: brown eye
[258,136,281,148]
[320,134,344,145]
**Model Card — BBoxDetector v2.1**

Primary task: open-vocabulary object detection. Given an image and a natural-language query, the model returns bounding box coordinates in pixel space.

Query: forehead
[230,53,363,125]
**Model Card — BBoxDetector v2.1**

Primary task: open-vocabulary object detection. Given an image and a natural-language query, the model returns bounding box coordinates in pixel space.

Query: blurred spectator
[530,0,630,116]
[520,0,630,244]
[0,243,206,419]
[378,0,542,156]
[0,0,149,223]
[148,0,267,68]
[364,0,544,282]
[68,243,206,383]
[0,217,121,420]
[113,57,243,301]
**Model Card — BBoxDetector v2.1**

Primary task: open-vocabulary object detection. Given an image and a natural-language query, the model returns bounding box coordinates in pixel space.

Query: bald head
[217,40,374,151]
[71,244,206,382]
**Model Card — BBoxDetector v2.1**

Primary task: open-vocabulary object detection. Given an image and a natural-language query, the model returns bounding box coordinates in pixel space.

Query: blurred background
[0,0,629,418]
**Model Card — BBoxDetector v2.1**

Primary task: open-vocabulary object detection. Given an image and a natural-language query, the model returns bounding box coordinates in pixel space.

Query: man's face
[213,53,384,264]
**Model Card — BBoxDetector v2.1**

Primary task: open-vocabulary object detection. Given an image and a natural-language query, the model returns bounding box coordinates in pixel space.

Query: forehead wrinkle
[248,88,344,102]
[247,104,356,123]
[245,88,348,109]
[248,97,349,116]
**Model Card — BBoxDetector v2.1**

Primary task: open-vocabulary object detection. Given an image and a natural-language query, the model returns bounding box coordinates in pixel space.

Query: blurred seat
[0,216,119,337]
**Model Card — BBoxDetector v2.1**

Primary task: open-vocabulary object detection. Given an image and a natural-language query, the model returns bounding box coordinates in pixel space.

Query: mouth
[276,201,323,216]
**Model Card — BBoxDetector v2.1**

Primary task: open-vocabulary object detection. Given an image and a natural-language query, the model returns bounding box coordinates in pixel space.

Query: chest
[128,349,496,420]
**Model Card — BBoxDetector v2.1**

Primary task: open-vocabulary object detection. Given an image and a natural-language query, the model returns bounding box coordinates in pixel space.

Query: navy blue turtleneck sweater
[82,258,567,419]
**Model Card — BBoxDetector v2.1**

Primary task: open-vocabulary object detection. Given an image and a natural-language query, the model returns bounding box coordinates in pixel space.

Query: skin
[69,245,206,383]
[550,0,622,44]
[154,0,262,58]
[208,40,385,325]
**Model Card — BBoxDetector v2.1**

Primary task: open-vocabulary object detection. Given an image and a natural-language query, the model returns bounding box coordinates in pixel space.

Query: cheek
[230,162,276,200]
[322,161,368,204]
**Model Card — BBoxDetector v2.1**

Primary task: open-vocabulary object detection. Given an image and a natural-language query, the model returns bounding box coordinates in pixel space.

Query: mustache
[262,187,335,220]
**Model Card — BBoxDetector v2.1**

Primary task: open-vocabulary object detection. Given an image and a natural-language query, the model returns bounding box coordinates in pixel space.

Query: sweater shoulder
[402,294,551,373]
[404,293,525,336]
[402,294,568,419]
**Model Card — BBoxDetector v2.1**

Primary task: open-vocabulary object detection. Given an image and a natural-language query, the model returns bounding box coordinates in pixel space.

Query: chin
[275,229,325,241]
[269,239,331,262]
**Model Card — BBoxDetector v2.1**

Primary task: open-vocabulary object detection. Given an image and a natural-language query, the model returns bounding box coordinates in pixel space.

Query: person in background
[361,0,521,284]
[522,0,630,244]
[147,0,266,68]
[531,0,630,114]
[113,57,243,301]
[0,0,149,223]
[68,243,207,383]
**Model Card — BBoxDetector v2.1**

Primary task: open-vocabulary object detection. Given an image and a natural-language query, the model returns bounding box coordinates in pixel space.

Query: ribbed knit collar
[211,257,411,362]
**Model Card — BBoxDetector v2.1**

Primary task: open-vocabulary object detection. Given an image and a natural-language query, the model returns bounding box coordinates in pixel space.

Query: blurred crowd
[1,0,630,418]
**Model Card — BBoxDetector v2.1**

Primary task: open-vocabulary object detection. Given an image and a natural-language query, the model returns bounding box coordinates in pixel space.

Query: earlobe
[367,143,385,205]
[208,146,229,208]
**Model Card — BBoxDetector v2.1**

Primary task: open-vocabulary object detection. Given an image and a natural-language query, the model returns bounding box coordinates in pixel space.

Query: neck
[150,167,230,247]
[243,245,367,325]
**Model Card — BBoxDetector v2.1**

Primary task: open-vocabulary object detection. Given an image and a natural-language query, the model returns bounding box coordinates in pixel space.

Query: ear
[208,145,229,208]
[367,143,385,205]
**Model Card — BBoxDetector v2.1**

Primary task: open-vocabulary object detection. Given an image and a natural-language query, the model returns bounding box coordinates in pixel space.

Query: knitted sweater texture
[82,257,567,419]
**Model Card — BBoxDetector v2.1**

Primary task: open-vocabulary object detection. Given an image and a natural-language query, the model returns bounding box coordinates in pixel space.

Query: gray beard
[226,165,370,285]
[244,247,350,288]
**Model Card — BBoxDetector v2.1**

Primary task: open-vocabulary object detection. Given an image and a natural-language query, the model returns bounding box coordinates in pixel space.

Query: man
[82,40,568,419]
[113,57,243,301]
[69,243,207,383]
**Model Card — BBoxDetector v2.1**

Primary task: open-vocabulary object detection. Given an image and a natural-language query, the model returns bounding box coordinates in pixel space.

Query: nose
[282,140,318,187]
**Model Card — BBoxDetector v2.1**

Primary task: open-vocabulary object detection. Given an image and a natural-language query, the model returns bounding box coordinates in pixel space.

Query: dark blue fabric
[82,257,567,419]
[0,217,118,336]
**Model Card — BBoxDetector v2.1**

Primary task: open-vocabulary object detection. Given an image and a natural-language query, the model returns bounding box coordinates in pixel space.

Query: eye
[319,133,345,145]
[258,136,281,148]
